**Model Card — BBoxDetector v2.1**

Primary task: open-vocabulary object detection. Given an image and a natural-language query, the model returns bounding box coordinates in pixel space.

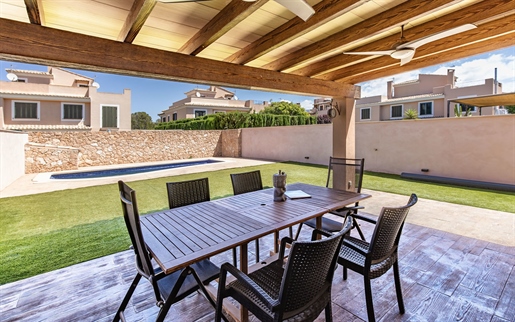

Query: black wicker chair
[215,217,352,322]
[295,157,367,240]
[338,194,418,322]
[114,181,224,322]
[215,217,353,322]
[230,170,265,265]
[166,177,210,209]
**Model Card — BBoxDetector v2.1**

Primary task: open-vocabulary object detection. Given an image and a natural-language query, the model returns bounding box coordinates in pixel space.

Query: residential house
[355,69,503,122]
[158,86,268,122]
[312,98,332,116]
[0,67,131,131]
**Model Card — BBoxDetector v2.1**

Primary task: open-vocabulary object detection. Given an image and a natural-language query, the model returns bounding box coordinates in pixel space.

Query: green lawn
[0,162,513,284]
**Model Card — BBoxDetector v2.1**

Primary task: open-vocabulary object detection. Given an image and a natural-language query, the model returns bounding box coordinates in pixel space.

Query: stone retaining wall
[26,130,225,173]
[25,143,79,173]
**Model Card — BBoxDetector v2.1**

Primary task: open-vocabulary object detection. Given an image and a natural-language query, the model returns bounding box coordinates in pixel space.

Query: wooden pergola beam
[293,0,515,77]
[224,0,366,65]
[338,33,515,84]
[117,0,157,43]
[0,18,356,98]
[261,0,462,72]
[324,14,515,82]
[23,0,44,25]
[178,0,267,56]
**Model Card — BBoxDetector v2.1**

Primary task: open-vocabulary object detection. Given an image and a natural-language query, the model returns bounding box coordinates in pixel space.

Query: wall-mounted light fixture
[326,99,341,118]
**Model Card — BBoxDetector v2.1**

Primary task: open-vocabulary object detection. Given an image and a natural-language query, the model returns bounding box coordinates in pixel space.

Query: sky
[1,47,513,120]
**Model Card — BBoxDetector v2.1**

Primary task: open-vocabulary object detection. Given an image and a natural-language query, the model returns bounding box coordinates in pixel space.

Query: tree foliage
[131,111,155,129]
[259,101,310,116]
[505,105,515,114]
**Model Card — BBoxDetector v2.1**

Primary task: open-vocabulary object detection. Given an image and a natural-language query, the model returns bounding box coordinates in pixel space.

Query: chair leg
[364,276,376,322]
[353,219,366,241]
[393,261,405,314]
[232,248,237,267]
[155,268,191,322]
[343,266,347,280]
[294,223,303,240]
[289,226,293,239]
[325,301,333,322]
[255,239,260,263]
[215,269,228,322]
[112,274,142,322]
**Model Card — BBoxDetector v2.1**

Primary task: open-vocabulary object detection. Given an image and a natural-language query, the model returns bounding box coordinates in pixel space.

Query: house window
[194,109,207,118]
[360,108,371,120]
[101,105,118,128]
[12,101,39,120]
[62,103,84,120]
[173,113,177,121]
[214,111,226,114]
[16,78,27,83]
[390,105,403,119]
[419,101,433,117]
[460,104,477,113]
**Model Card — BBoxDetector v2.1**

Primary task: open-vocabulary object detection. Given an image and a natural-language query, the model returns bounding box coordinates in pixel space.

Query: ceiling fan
[159,0,315,22]
[343,24,477,66]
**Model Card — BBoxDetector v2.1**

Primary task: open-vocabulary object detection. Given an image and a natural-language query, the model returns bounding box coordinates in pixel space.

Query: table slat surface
[141,183,370,274]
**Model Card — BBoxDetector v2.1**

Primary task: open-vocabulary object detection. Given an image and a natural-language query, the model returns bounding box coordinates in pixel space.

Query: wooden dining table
[140,182,370,321]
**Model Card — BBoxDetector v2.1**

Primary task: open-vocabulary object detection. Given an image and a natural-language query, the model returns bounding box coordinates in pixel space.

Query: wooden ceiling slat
[23,0,44,25]
[178,0,268,56]
[224,0,367,65]
[337,32,515,84]
[293,0,515,77]
[261,0,464,72]
[117,0,157,43]
[0,18,356,98]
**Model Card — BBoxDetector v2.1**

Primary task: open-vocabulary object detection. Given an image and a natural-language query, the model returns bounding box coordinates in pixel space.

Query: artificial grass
[0,161,513,284]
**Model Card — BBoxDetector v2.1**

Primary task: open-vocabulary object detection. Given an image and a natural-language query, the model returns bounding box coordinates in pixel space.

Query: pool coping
[1,157,275,198]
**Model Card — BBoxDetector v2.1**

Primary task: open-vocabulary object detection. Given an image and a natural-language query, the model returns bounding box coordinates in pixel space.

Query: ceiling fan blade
[274,0,315,21]
[158,0,209,2]
[399,50,415,66]
[343,50,395,56]
[400,24,477,49]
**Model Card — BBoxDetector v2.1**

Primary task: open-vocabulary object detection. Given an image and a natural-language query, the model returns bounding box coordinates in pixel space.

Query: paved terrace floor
[1,158,514,321]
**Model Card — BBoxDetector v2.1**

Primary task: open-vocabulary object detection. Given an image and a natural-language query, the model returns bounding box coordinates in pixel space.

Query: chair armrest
[278,236,294,259]
[349,212,377,224]
[220,263,278,310]
[311,228,333,240]
[342,239,368,256]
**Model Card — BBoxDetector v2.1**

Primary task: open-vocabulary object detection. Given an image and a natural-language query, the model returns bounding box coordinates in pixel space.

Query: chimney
[447,69,455,88]
[387,80,393,99]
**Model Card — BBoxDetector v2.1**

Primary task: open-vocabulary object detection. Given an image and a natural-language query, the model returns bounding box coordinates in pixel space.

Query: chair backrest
[230,170,263,195]
[166,177,210,209]
[326,157,364,193]
[368,194,418,262]
[118,181,154,279]
[278,218,353,315]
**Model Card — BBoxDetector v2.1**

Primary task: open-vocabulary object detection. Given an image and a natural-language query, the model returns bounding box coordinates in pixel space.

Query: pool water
[50,159,222,179]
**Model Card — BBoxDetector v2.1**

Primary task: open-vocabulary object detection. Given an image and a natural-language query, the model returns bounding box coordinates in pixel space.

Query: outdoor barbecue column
[331,86,360,191]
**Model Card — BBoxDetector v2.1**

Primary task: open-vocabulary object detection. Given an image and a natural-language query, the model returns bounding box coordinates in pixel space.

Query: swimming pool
[50,159,222,179]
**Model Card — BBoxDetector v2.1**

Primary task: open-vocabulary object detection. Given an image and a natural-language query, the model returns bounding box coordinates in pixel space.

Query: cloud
[300,99,314,110]
[358,48,515,97]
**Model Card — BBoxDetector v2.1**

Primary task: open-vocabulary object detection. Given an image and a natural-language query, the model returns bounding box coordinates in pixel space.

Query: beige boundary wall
[0,130,28,190]
[241,124,332,166]
[242,115,515,186]
[356,115,515,185]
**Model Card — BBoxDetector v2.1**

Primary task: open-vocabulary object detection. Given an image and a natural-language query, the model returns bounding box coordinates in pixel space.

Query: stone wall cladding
[26,130,223,173]
[25,143,79,173]
[221,129,242,158]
